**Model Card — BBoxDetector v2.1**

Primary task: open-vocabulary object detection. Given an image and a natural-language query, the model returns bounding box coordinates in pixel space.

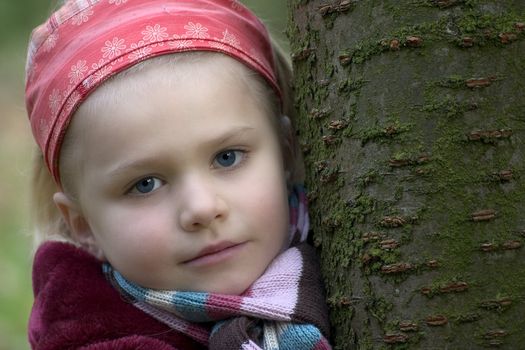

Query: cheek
[251,156,289,224]
[244,174,289,242]
[88,204,173,255]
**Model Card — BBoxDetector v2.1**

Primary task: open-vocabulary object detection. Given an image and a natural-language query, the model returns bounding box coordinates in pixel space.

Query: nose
[178,175,228,232]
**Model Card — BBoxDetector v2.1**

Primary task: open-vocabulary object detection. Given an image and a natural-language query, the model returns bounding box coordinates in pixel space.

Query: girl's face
[62,56,290,294]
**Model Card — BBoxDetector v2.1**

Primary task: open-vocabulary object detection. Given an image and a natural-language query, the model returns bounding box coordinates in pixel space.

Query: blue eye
[130,177,163,194]
[214,150,243,168]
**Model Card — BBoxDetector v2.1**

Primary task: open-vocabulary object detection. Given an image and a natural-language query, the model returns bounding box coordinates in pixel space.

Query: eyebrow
[107,126,256,177]
[202,126,255,148]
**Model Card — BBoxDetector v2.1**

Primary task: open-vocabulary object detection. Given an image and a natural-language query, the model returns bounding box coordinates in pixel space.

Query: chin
[206,277,253,295]
[208,284,248,295]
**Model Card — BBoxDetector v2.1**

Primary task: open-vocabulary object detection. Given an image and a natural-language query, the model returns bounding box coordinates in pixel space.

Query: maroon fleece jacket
[28,241,207,350]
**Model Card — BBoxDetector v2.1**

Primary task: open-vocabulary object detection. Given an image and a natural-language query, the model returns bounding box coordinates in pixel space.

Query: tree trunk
[288,1,525,348]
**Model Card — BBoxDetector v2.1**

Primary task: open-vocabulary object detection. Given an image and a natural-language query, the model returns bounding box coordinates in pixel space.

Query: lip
[182,241,246,267]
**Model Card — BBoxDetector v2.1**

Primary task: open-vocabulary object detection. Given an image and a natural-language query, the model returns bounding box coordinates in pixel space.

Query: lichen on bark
[289,0,525,348]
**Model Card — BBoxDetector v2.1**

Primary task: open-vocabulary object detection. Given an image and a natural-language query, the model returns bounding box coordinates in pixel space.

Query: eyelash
[211,149,249,171]
[125,149,249,196]
[126,176,164,196]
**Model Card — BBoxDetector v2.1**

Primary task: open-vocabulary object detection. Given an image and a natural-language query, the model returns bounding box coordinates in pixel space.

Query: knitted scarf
[104,186,331,349]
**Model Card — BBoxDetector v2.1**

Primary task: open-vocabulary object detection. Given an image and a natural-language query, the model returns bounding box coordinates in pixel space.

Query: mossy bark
[288,1,525,348]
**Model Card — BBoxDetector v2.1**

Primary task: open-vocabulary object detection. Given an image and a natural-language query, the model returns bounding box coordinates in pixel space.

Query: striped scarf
[103,186,331,349]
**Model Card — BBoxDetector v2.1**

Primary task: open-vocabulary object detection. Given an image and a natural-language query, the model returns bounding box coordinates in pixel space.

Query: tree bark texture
[288,1,525,348]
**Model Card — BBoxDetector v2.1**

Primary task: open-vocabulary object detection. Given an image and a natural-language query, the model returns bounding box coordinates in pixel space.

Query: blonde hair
[30,41,303,245]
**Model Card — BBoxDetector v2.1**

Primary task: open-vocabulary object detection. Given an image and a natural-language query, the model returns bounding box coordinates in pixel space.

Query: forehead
[68,53,279,162]
[77,53,275,124]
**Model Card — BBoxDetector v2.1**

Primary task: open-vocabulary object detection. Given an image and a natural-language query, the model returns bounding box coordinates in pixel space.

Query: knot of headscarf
[103,186,331,349]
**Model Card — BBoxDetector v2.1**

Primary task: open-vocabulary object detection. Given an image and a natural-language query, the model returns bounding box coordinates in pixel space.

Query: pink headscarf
[25,0,280,186]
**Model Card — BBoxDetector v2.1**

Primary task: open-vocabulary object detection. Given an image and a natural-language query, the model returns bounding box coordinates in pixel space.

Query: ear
[53,192,105,260]
[279,115,295,183]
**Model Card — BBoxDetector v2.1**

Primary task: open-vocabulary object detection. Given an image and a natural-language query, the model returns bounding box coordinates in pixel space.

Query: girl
[25,1,331,349]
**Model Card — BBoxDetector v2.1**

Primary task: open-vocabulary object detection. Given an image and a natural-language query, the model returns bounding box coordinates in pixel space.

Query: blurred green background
[0,1,288,349]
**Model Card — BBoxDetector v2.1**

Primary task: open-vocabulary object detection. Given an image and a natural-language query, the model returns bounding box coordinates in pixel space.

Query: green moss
[394,186,404,201]
[359,119,414,145]
[412,0,478,9]
[348,194,376,224]
[452,311,482,323]
[434,75,467,89]
[356,328,375,350]
[421,96,477,119]
[338,77,367,93]
[356,169,380,189]
[291,1,525,348]
[344,11,525,65]
[368,296,394,323]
